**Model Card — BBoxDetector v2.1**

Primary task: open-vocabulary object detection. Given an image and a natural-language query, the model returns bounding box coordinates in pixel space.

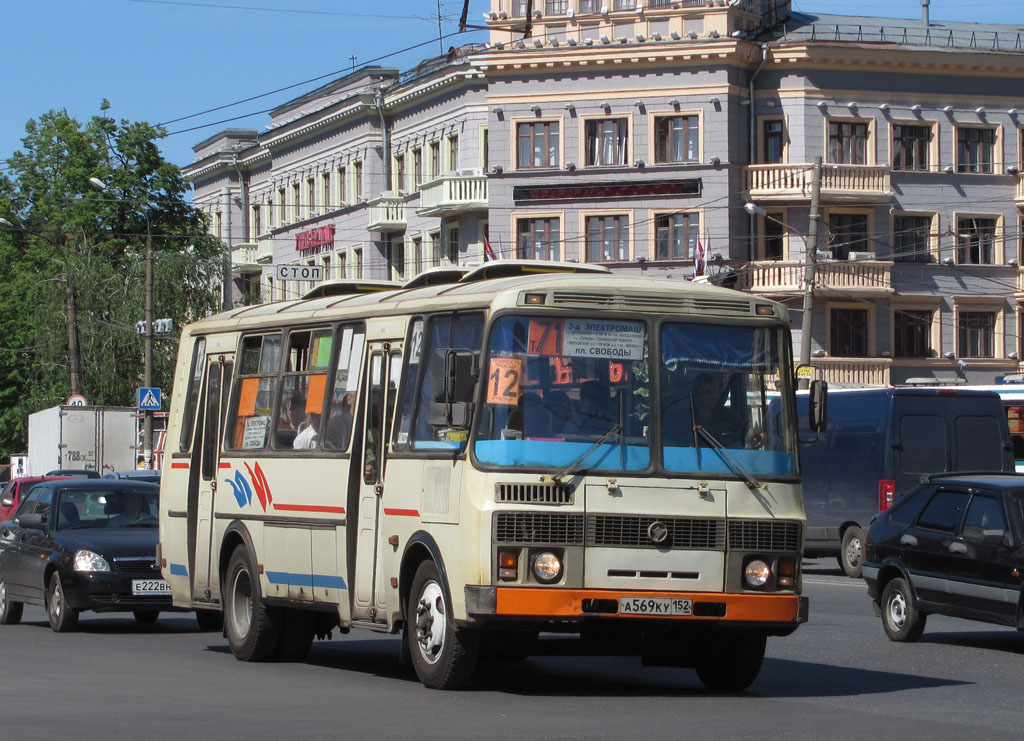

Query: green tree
[0,103,223,459]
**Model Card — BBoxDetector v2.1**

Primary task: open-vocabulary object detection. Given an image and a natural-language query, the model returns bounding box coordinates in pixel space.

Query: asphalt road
[2,565,1022,739]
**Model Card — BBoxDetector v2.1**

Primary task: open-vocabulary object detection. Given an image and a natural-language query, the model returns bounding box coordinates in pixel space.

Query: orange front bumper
[495,588,804,623]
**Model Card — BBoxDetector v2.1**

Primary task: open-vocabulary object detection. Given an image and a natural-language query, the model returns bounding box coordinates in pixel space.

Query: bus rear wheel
[224,545,281,661]
[694,632,766,692]
[407,560,480,689]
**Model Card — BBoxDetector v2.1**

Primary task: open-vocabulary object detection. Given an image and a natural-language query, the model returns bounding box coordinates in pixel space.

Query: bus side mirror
[808,379,828,433]
[429,349,478,428]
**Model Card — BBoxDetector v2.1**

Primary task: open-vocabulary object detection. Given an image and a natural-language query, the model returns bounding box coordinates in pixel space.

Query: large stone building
[185,0,1024,386]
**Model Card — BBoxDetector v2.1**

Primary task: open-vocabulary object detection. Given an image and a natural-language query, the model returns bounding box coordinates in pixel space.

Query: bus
[158,261,814,690]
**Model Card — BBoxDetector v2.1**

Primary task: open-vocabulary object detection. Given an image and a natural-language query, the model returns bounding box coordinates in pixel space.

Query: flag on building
[484,237,498,262]
[692,235,706,278]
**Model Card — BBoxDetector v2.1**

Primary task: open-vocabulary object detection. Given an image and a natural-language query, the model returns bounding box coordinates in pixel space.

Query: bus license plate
[618,597,693,616]
[132,579,170,596]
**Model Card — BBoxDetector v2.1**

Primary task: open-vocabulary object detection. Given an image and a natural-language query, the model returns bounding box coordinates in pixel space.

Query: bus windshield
[474,315,797,479]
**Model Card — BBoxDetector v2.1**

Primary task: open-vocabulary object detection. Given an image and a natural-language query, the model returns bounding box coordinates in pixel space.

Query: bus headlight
[744,559,771,587]
[532,552,562,584]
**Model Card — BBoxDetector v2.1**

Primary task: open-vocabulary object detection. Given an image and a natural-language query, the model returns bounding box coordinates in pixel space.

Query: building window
[893,215,931,263]
[446,227,460,265]
[251,205,261,238]
[828,212,869,260]
[614,0,636,8]
[394,153,405,193]
[586,215,629,262]
[448,134,459,172]
[412,235,423,276]
[413,148,423,189]
[892,125,930,171]
[956,217,997,265]
[307,178,316,217]
[579,0,600,11]
[654,115,699,164]
[828,121,868,165]
[322,172,332,211]
[354,161,363,200]
[957,127,995,174]
[894,309,933,358]
[830,308,869,357]
[429,231,441,268]
[337,166,346,205]
[958,311,995,358]
[481,128,489,171]
[586,118,629,166]
[353,245,363,279]
[655,213,698,259]
[338,248,347,279]
[546,0,568,13]
[762,119,784,164]
[268,195,275,229]
[386,235,405,280]
[277,187,286,224]
[429,140,441,179]
[763,211,784,260]
[517,218,560,261]
[512,0,529,15]
[517,121,559,169]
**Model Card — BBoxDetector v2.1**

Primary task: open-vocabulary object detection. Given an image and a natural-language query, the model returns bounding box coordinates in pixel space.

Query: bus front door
[189,356,229,604]
[352,342,402,623]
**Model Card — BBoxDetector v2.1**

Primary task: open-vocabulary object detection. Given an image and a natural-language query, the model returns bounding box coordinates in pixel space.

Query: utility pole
[65,251,83,397]
[437,0,444,55]
[798,156,823,390]
[143,223,154,469]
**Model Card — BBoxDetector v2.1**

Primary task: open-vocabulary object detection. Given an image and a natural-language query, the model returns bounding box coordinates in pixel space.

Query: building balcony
[366,195,407,233]
[231,235,274,274]
[737,259,893,295]
[416,173,488,217]
[811,357,892,387]
[745,164,892,203]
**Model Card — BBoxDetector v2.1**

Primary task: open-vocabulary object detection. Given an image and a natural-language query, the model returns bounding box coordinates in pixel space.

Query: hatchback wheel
[881,577,926,642]
[46,572,79,633]
[0,577,24,625]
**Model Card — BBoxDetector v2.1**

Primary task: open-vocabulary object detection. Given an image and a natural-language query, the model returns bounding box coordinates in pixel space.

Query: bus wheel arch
[398,532,452,629]
[218,522,255,589]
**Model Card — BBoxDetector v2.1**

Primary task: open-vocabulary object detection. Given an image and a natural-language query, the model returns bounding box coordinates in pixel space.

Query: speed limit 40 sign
[275,264,324,281]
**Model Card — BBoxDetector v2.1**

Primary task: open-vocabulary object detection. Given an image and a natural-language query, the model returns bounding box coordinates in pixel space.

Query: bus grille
[496,482,574,505]
[587,515,725,550]
[494,512,585,545]
[727,520,802,552]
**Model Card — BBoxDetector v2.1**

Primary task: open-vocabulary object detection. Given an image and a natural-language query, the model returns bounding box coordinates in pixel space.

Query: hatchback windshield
[56,488,159,529]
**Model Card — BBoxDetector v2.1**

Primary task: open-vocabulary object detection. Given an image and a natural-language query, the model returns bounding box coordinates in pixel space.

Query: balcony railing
[745,164,891,202]
[810,358,892,388]
[366,195,407,233]
[417,174,488,217]
[738,259,893,294]
[231,235,273,274]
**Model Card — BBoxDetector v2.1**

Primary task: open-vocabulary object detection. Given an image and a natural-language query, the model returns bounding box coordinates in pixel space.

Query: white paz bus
[158,261,819,690]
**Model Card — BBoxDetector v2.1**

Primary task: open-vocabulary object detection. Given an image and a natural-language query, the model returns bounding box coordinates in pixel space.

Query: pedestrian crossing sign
[138,387,162,410]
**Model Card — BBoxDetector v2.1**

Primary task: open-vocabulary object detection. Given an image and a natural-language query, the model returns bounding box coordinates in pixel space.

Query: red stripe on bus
[219,462,232,469]
[384,508,420,517]
[170,463,189,469]
[272,503,346,515]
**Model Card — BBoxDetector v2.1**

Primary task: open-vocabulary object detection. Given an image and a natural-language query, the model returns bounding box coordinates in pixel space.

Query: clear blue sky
[2,0,1021,175]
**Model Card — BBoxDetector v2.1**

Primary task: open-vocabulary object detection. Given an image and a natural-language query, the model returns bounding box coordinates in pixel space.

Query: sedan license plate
[618,597,692,616]
[132,579,170,596]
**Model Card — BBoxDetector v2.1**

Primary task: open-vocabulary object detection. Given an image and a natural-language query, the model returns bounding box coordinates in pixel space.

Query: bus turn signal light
[499,550,518,581]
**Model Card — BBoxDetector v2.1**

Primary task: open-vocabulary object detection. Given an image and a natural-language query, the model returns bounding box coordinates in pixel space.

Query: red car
[0,476,70,522]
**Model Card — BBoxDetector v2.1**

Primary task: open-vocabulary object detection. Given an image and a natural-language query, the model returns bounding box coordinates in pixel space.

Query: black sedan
[863,473,1024,642]
[0,479,175,631]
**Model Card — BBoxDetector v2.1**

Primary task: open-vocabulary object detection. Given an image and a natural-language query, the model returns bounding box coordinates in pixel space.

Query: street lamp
[744,199,819,388]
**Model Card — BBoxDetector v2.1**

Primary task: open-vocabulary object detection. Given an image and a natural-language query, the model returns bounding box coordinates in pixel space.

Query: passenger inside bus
[293,411,321,449]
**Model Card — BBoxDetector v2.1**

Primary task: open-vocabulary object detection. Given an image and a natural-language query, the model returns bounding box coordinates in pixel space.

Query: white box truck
[26,406,138,476]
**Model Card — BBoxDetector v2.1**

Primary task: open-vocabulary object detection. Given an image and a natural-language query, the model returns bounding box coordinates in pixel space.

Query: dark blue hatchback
[0,478,175,631]
[863,473,1024,642]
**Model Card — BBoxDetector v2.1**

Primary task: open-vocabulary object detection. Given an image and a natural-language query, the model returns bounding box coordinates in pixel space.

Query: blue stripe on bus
[169,563,189,576]
[266,571,347,590]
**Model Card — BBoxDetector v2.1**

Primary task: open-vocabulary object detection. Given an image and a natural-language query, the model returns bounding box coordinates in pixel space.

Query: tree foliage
[0,104,222,459]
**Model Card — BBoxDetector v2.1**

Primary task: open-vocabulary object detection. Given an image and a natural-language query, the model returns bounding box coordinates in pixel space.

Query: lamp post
[745,159,823,390]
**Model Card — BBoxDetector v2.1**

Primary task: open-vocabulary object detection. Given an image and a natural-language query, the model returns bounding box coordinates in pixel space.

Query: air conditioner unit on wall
[457,168,484,177]
[848,251,876,261]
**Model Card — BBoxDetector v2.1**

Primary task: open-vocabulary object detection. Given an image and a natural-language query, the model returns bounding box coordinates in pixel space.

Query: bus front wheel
[694,632,766,692]
[224,545,281,661]
[406,560,480,689]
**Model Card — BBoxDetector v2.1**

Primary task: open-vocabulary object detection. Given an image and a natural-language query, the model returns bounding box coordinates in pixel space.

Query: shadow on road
[14,613,203,634]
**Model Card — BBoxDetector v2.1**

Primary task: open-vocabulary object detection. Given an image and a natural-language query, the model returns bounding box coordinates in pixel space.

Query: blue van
[790,387,1014,577]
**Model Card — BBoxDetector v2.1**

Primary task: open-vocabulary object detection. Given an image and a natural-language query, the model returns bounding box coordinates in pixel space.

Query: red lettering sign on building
[296,224,336,253]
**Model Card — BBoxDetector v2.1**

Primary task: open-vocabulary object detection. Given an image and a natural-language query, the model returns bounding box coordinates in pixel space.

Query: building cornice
[768,42,1024,77]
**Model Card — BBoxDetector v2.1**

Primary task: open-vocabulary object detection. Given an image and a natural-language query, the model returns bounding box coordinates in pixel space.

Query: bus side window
[225,333,282,451]
[323,326,365,452]
[178,337,206,453]
[394,312,483,452]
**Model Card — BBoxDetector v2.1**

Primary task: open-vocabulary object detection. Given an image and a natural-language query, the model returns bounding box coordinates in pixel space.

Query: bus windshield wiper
[551,423,623,483]
[692,424,761,490]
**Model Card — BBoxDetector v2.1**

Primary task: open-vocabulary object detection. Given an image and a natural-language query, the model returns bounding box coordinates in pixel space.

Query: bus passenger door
[352,342,402,623]
[190,357,228,603]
